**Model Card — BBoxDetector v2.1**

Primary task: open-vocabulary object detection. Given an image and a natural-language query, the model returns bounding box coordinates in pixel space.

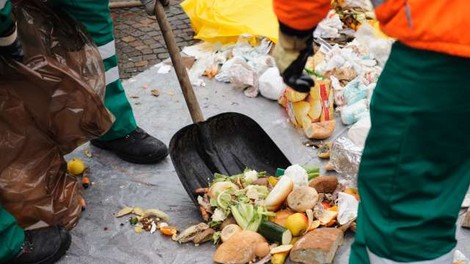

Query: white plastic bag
[337,192,359,225]
[258,67,285,100]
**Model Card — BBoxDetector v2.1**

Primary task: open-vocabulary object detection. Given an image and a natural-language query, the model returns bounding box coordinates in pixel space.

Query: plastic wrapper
[354,23,394,67]
[314,11,343,39]
[0,1,114,230]
[330,137,363,185]
[347,115,371,148]
[340,99,369,125]
[343,77,369,105]
[336,0,373,10]
[454,250,469,264]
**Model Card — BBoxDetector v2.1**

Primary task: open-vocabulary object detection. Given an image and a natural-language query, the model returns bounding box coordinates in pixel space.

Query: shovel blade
[169,112,291,204]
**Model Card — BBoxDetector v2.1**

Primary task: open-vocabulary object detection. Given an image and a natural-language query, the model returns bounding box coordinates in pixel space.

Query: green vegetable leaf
[212,231,221,245]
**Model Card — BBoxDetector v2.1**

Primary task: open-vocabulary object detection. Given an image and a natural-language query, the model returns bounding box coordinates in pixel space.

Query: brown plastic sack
[0,1,114,230]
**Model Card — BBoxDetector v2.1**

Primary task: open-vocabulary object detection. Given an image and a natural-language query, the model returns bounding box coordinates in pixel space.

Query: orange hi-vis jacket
[273,0,470,58]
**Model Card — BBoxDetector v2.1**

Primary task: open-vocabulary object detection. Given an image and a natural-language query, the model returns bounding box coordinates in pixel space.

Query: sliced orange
[328,205,338,212]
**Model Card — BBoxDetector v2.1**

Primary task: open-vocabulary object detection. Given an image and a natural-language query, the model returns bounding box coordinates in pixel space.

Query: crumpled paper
[331,137,363,184]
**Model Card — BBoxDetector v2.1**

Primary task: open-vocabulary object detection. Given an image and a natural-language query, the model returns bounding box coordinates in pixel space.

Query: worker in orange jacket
[273,1,470,263]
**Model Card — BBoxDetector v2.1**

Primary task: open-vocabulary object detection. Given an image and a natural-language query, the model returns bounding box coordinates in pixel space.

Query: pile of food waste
[172,164,359,264]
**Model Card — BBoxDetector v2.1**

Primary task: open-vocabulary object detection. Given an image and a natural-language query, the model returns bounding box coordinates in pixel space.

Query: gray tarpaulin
[61,64,470,263]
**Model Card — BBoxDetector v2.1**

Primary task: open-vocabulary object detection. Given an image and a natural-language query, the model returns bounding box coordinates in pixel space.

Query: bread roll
[264,176,294,211]
[287,186,319,212]
[213,231,266,264]
[303,120,335,140]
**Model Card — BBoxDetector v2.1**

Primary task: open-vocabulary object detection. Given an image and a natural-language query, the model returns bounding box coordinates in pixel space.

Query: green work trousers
[0,206,24,263]
[0,0,137,261]
[350,42,470,263]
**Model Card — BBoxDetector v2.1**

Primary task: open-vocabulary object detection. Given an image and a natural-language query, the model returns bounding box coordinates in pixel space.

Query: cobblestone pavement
[111,1,197,79]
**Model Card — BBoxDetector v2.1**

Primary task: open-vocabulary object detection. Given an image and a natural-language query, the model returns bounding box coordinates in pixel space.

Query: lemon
[284,213,308,236]
[67,158,86,175]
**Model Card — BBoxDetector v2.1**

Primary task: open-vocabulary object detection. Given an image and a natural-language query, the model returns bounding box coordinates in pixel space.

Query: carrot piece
[194,187,209,194]
[80,198,86,211]
[199,205,210,221]
[82,176,91,189]
[160,226,177,236]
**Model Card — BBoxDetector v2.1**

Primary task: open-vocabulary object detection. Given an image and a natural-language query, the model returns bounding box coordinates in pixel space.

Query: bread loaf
[290,228,344,264]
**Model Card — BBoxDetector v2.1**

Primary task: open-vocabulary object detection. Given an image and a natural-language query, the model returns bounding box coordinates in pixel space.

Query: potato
[287,186,319,212]
[252,177,269,186]
[309,176,338,193]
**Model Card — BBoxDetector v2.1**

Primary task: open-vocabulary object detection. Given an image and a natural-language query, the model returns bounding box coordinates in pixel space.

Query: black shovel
[152,1,291,204]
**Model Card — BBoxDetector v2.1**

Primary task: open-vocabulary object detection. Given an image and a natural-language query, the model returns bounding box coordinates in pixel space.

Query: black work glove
[140,0,170,16]
[272,29,314,93]
[0,24,23,62]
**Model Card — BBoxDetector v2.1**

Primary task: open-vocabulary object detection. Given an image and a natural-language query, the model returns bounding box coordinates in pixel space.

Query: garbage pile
[172,1,393,183]
[171,165,359,264]
[178,35,284,100]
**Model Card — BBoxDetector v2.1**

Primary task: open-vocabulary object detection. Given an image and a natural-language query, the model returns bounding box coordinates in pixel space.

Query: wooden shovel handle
[153,1,204,123]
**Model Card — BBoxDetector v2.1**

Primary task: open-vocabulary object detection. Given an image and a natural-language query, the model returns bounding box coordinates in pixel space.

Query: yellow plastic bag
[181,0,279,44]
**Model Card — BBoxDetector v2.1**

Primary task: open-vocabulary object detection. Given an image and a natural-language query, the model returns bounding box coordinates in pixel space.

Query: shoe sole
[91,140,169,164]
[33,231,72,264]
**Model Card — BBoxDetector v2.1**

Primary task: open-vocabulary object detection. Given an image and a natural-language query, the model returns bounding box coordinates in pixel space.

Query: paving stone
[135,45,148,51]
[142,49,154,55]
[158,53,169,59]
[121,36,136,43]
[135,61,149,67]
[143,39,154,45]
[140,27,154,32]
[123,62,135,68]
[121,46,134,53]
[112,1,197,79]
[143,54,157,61]
[139,18,155,26]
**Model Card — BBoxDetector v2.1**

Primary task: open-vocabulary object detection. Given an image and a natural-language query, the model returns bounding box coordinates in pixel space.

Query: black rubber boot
[90,127,168,164]
[7,226,71,264]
